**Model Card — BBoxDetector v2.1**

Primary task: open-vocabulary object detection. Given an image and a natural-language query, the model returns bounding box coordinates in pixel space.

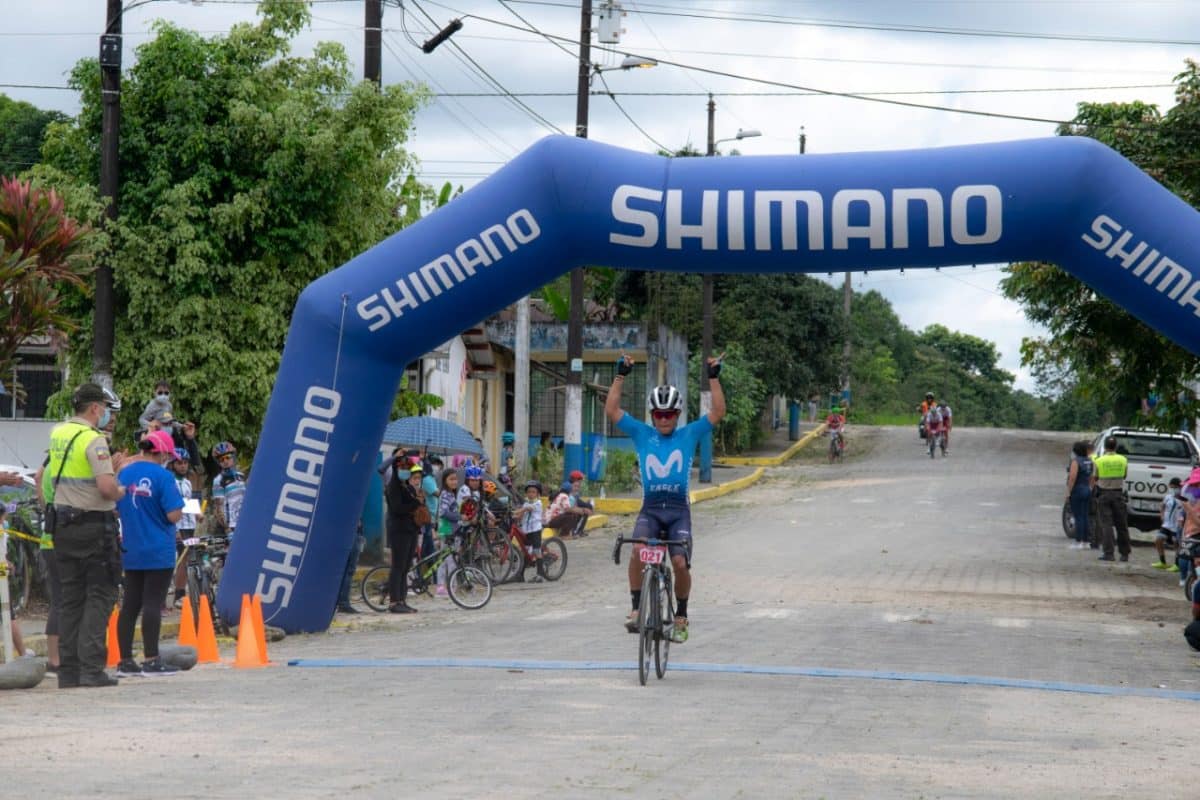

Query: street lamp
[565,0,657,482]
[700,97,760,483]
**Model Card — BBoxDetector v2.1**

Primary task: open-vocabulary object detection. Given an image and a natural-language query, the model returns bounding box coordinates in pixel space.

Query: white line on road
[993,618,1032,628]
[850,498,877,504]
[745,608,797,619]
[979,502,1000,507]
[1038,504,1060,510]
[529,610,586,621]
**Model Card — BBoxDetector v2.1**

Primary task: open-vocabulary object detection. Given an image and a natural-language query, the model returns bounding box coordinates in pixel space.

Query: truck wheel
[1062,502,1075,539]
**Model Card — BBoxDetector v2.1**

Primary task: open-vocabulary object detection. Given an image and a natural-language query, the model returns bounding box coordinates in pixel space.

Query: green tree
[42,1,428,451]
[0,95,66,177]
[687,342,766,454]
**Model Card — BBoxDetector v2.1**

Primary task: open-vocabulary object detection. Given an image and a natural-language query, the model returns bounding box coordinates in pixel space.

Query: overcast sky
[5,0,1197,391]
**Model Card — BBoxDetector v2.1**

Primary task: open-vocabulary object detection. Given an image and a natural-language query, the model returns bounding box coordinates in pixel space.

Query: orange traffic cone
[195,595,220,664]
[177,596,197,647]
[250,594,270,665]
[105,606,120,668]
[233,594,263,669]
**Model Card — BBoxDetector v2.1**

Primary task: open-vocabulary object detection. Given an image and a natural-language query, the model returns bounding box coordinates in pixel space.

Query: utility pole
[514,297,531,478]
[564,0,593,482]
[699,95,717,483]
[94,0,123,389]
[364,0,382,85]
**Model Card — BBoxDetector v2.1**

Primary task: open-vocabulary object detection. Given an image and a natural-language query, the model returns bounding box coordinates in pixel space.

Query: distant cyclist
[825,406,846,449]
[937,401,953,453]
[605,353,726,644]
[924,404,945,456]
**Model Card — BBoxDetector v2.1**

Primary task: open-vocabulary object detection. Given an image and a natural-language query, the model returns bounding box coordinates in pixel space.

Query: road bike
[180,535,230,634]
[612,535,676,686]
[828,431,845,463]
[928,429,946,459]
[361,539,492,611]
[4,500,43,614]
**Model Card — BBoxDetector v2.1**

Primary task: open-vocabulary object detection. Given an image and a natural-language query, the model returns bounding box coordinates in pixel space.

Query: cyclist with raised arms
[605,353,726,643]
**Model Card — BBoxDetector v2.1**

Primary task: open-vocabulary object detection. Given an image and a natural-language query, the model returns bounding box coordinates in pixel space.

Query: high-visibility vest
[43,420,104,505]
[1093,452,1127,480]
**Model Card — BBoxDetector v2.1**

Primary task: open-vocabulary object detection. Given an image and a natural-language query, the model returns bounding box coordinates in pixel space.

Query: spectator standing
[516,480,546,583]
[1093,435,1131,562]
[138,380,173,430]
[385,462,424,614]
[545,469,594,539]
[436,470,462,597]
[1065,441,1095,550]
[420,459,440,557]
[168,448,200,608]
[1153,477,1185,570]
[114,430,183,676]
[47,383,127,688]
[209,441,246,538]
[33,460,62,672]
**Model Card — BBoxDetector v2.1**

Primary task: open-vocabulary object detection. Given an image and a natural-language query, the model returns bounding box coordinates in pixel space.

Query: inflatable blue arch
[216,135,1200,632]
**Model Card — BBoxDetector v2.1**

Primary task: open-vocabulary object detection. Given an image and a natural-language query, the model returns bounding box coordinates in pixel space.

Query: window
[529,362,646,440]
[1113,435,1193,462]
[0,353,63,419]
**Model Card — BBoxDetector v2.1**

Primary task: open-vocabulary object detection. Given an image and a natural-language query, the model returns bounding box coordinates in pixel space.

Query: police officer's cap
[73,383,107,406]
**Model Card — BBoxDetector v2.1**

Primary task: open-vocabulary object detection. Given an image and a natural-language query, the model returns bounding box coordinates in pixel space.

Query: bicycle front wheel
[638,568,656,686]
[655,571,673,679]
[360,565,393,611]
[537,538,568,581]
[447,566,492,610]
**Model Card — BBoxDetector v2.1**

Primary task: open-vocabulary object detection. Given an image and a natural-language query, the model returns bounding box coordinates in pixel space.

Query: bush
[530,445,563,490]
[602,448,640,493]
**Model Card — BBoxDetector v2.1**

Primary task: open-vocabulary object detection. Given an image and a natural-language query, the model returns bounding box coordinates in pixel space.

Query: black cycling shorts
[632,505,693,567]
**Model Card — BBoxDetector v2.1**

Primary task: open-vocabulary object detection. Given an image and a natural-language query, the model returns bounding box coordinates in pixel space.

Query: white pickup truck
[1062,427,1200,537]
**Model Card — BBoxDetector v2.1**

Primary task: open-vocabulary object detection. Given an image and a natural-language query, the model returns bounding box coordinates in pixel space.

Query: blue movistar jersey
[617,411,713,508]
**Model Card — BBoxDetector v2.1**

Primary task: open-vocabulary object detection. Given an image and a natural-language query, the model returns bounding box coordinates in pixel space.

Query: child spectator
[435,469,462,597]
[210,441,246,539]
[138,380,173,429]
[169,448,200,608]
[516,480,546,583]
[1175,470,1200,588]
[545,469,594,539]
[1153,477,1184,570]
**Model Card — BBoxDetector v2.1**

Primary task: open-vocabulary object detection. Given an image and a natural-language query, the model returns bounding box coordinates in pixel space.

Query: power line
[424,7,1103,126]
[595,70,669,151]
[409,0,564,134]
[499,0,1200,46]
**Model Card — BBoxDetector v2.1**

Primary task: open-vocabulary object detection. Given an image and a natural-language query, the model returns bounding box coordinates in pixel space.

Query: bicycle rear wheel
[5,540,33,614]
[537,538,568,581]
[447,565,492,610]
[360,565,393,611]
[638,568,656,686]
[655,571,673,679]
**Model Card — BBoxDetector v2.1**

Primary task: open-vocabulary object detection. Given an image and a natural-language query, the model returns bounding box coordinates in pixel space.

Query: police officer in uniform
[47,383,127,688]
[1093,435,1131,562]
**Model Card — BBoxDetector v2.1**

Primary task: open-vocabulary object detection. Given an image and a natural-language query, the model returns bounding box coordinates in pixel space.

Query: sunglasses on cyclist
[651,409,679,421]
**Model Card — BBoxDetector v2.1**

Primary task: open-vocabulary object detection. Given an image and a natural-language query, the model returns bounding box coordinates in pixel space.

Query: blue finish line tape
[286,657,1200,702]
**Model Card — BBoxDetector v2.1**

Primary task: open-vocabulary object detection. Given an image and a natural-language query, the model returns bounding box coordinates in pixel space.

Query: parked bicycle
[180,535,230,634]
[612,535,675,686]
[4,499,44,614]
[361,540,492,611]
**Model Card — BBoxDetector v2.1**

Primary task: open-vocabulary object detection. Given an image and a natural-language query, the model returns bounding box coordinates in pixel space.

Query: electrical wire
[421,5,1125,127]
[409,0,565,134]
[595,70,669,151]
[499,0,1200,47]
[380,33,520,159]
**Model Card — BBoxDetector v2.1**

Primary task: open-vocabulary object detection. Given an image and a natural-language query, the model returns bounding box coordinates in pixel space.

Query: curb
[592,467,767,515]
[714,423,828,466]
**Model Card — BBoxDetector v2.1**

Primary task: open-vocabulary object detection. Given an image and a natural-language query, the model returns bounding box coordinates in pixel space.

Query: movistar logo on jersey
[645,450,683,479]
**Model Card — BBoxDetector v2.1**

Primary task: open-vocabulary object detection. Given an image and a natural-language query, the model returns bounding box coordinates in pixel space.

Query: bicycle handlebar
[612,535,672,565]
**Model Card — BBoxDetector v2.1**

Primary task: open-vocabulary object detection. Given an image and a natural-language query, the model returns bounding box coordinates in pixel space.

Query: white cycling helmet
[647,385,683,413]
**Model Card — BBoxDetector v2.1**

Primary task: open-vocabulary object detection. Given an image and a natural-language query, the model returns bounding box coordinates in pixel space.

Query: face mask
[157,392,170,401]
[99,408,112,429]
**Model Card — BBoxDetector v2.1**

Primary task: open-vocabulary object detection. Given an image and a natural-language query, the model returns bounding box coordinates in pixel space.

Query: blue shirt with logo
[116,461,183,570]
[617,411,713,508]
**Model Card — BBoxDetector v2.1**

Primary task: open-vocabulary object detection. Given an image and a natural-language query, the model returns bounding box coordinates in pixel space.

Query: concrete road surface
[9,426,1197,799]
